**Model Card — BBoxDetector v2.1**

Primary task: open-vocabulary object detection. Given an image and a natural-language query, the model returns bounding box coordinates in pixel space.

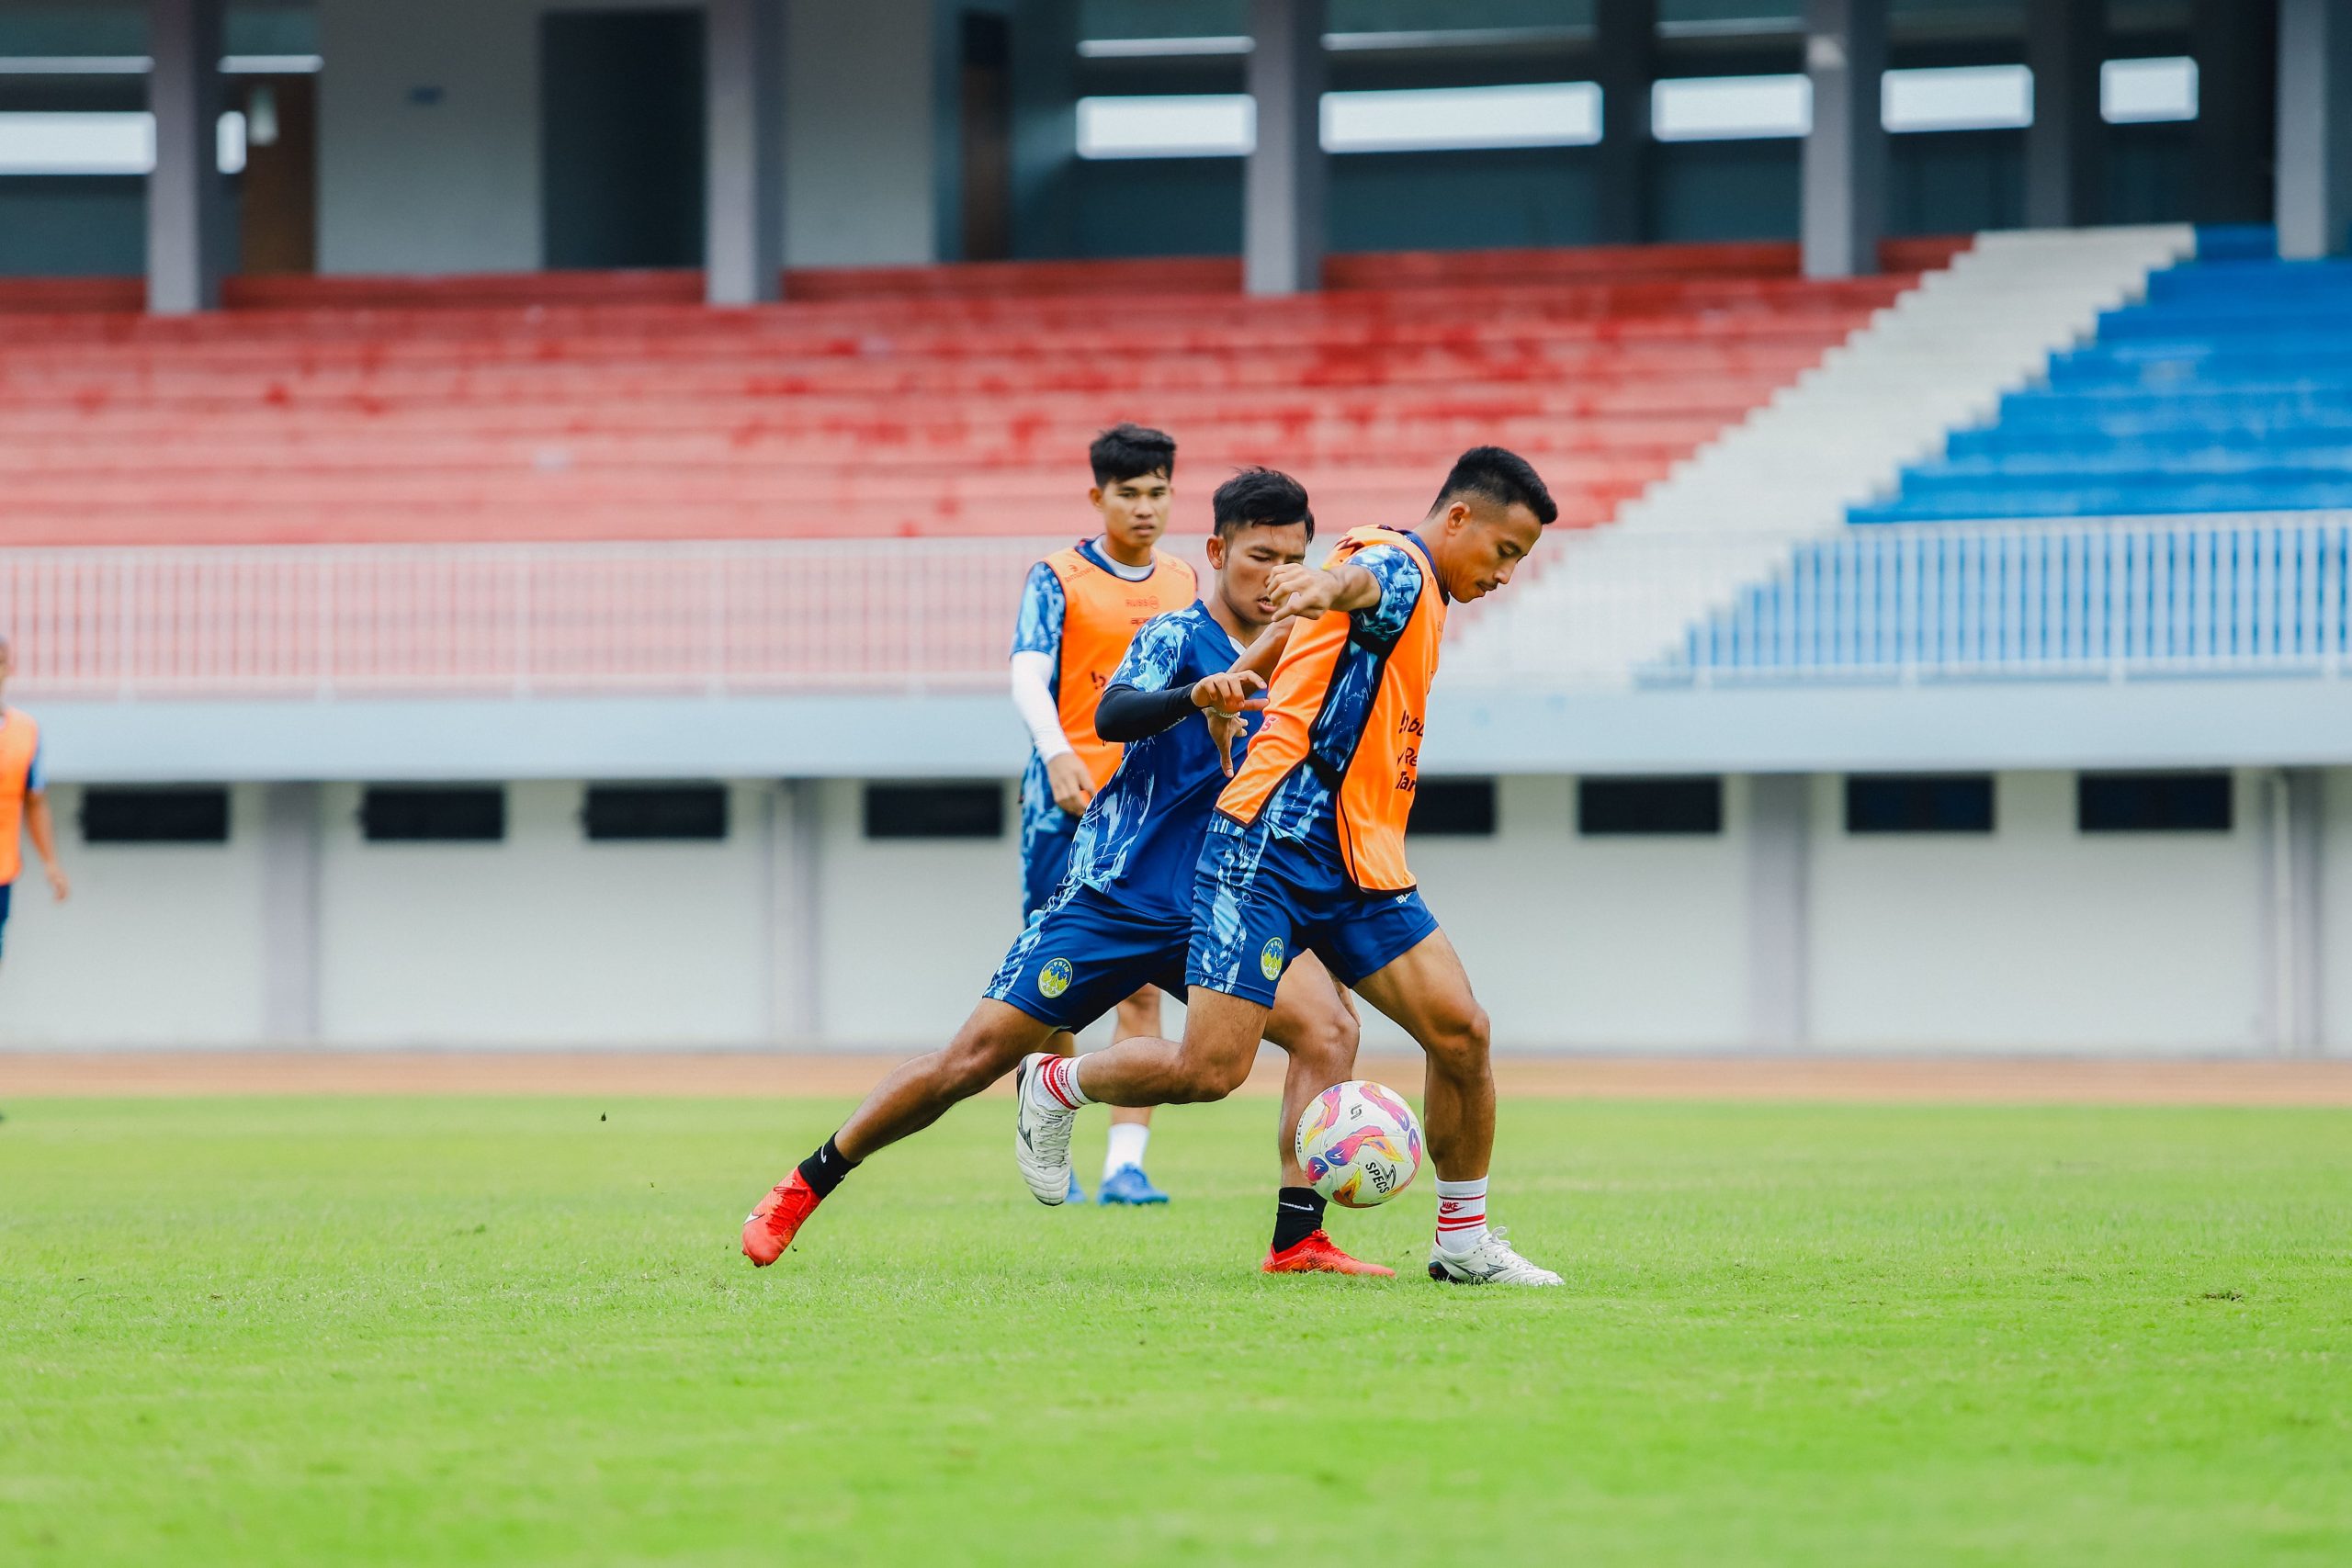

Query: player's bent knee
[1296,1004,1360,1080]
[1424,1005,1492,1072]
[1167,1047,1253,1103]
[940,1017,1039,1098]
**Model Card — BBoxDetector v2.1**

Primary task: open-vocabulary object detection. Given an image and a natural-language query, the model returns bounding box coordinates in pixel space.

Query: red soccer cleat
[741,1171,823,1266]
[1261,1229,1396,1278]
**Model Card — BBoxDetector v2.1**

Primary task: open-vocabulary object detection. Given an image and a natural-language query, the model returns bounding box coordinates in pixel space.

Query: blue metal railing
[1657,516,2352,684]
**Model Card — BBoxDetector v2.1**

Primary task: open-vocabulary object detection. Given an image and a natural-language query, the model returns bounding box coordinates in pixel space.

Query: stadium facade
[1,0,2349,1055]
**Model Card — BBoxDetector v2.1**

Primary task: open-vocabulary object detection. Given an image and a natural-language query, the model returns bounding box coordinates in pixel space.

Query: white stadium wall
[315,0,944,276]
[1406,777,1750,1051]
[1809,773,2266,1052]
[2327,771,2352,1051]
[313,781,773,1047]
[0,784,271,1046]
[1,773,2340,1055]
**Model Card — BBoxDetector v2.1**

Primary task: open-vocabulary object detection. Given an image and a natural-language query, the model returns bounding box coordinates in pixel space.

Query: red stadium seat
[0,240,1962,548]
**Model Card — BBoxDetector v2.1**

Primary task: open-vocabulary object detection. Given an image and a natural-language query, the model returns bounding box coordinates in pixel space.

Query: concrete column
[1244,0,1326,297]
[2260,770,2326,1053]
[2025,0,2103,229]
[1593,0,1656,244]
[258,783,322,1043]
[1009,0,1081,259]
[707,0,787,303]
[2191,0,2278,226]
[147,0,228,313]
[1801,0,1886,279]
[763,779,823,1042]
[2277,0,2352,259]
[1745,774,1812,1049]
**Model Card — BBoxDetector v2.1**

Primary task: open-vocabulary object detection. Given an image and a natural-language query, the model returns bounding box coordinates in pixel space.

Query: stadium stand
[1854,227,2352,523]
[1651,227,2352,682]
[0,241,1960,549]
[1446,227,2203,682]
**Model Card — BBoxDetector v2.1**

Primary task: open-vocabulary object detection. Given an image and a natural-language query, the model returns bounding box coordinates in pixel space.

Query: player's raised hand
[1045,751,1095,816]
[1265,564,1341,619]
[1189,670,1266,716]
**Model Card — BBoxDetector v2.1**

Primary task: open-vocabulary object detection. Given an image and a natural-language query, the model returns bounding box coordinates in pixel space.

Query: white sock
[1032,1053,1093,1111]
[1103,1122,1150,1180]
[1434,1176,1489,1256]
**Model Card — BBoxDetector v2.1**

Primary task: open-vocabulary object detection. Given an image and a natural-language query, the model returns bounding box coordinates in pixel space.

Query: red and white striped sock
[1030,1053,1093,1111]
[1433,1176,1488,1256]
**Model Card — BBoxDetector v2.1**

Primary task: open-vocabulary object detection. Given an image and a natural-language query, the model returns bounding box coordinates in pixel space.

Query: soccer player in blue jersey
[1007,425,1198,1204]
[744,469,1389,1275]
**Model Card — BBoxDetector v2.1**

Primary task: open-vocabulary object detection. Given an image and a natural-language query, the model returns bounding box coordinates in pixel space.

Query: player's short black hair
[1430,445,1557,526]
[1211,467,1314,541]
[1090,423,1177,487]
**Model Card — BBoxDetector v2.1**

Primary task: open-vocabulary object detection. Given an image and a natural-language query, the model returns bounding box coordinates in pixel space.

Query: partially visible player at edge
[1007,423,1194,1204]
[0,633,72,970]
[744,468,1390,1276]
[1013,447,1566,1287]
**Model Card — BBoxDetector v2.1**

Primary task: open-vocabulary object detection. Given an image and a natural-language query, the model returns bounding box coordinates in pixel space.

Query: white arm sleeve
[1009,651,1074,761]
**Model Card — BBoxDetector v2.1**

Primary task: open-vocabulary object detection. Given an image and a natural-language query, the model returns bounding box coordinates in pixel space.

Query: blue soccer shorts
[1186,815,1440,1009]
[985,884,1190,1033]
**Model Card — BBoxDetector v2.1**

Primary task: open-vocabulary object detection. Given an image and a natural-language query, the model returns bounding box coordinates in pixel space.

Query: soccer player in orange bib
[0,633,72,968]
[1012,448,1567,1286]
[1007,424,1196,1204]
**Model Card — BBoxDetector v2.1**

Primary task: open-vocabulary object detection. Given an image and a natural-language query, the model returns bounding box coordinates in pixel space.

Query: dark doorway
[237,74,316,275]
[541,9,705,269]
[959,10,1012,261]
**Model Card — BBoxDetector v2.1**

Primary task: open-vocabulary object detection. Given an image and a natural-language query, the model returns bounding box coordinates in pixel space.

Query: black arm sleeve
[1095,681,1198,742]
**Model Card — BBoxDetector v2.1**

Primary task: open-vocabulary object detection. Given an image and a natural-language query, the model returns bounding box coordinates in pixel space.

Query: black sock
[797,1135,860,1199]
[1272,1186,1327,1252]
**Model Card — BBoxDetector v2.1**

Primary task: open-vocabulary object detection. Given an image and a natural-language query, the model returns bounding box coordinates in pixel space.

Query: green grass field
[4,1092,2348,1566]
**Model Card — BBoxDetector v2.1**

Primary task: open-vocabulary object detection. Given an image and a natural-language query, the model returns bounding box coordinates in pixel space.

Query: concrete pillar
[2277,0,2352,259]
[1244,0,1326,297]
[258,783,322,1043]
[1745,774,1812,1048]
[147,0,229,313]
[1009,0,1081,259]
[2260,769,2326,1053]
[1801,0,1886,279]
[707,0,787,303]
[2025,0,2103,229]
[763,779,823,1042]
[2190,0,2278,225]
[1593,0,1656,244]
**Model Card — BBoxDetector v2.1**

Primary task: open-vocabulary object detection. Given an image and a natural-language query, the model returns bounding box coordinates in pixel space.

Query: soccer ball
[1295,1080,1424,1209]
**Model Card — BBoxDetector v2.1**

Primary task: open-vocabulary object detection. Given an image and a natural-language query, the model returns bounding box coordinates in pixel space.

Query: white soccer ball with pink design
[1295,1079,1424,1209]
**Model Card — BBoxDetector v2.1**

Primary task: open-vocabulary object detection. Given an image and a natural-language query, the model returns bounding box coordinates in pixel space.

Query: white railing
[1658,515,2352,684]
[0,539,1075,701]
[1462,514,2352,687]
[2,518,2345,701]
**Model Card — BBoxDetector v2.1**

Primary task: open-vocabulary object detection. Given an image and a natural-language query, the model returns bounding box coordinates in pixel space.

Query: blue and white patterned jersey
[1065,602,1260,921]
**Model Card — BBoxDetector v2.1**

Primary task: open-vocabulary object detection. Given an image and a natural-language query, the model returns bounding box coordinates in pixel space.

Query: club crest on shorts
[1037,957,1073,998]
[1259,938,1285,981]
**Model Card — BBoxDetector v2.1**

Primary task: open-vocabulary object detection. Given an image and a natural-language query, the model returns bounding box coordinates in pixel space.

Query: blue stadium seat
[1852,226,2352,525]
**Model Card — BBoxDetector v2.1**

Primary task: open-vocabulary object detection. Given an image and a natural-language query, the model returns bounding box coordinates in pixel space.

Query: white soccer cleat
[1425,1227,1563,1287]
[1013,1052,1078,1206]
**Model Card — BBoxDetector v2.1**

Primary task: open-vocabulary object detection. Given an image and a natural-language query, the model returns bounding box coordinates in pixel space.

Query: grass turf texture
[3,1096,2348,1566]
